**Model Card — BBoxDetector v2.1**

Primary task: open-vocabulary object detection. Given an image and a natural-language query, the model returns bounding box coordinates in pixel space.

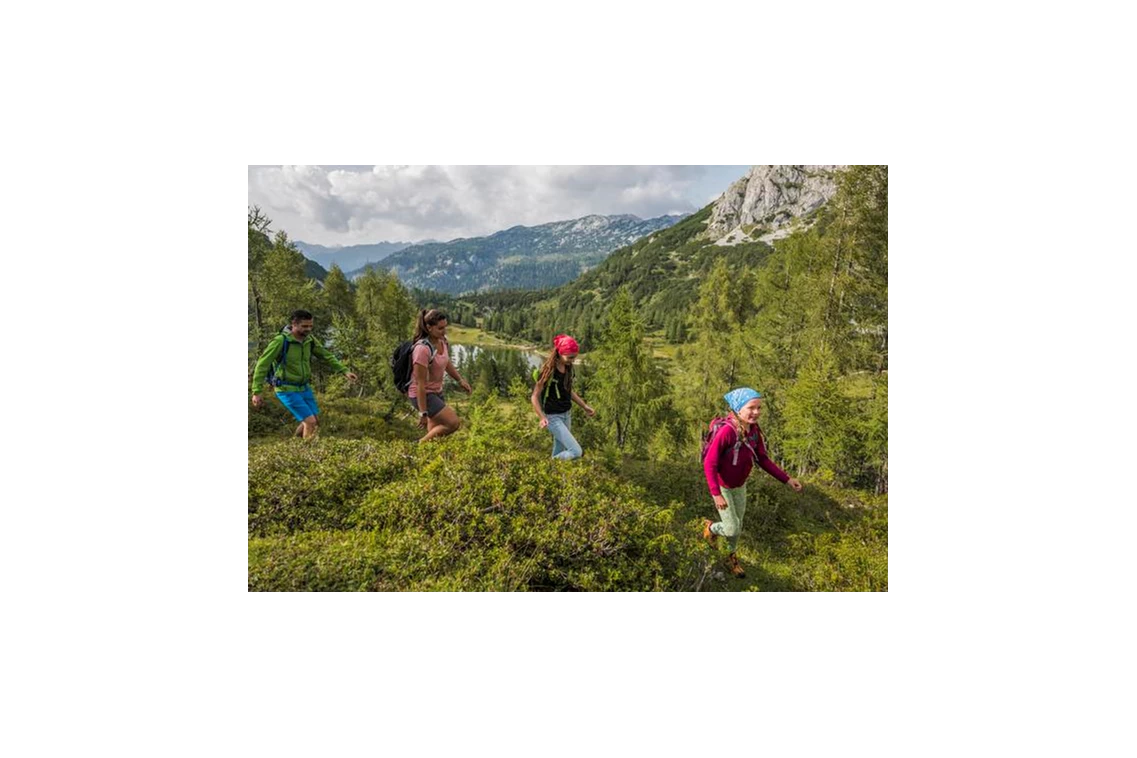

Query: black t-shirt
[541,367,572,414]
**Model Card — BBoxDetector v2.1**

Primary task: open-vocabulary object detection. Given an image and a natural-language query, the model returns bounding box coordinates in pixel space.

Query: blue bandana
[724,387,761,414]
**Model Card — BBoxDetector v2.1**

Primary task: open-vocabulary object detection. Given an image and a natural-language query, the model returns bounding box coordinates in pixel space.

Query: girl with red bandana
[530,334,595,460]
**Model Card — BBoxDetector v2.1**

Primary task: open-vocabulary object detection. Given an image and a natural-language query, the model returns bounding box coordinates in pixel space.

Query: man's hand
[713,495,727,510]
[345,371,359,383]
[251,395,263,409]
[788,478,803,492]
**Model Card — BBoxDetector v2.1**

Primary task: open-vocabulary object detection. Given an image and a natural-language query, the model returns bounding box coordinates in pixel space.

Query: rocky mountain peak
[707,165,845,244]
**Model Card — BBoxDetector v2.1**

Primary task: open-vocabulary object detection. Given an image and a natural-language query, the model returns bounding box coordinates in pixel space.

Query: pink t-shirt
[407,340,449,398]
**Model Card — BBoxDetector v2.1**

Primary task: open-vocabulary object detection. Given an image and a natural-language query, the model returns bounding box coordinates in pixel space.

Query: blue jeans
[546,411,582,460]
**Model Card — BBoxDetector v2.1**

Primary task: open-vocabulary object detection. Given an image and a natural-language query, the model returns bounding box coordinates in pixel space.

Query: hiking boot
[702,519,718,548]
[726,553,746,579]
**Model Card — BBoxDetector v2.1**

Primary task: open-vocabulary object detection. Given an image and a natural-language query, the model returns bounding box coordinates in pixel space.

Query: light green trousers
[710,484,747,552]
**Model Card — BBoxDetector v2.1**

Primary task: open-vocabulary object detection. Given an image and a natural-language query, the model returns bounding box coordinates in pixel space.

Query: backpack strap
[540,366,566,404]
[731,425,760,465]
[270,333,292,386]
[533,367,554,403]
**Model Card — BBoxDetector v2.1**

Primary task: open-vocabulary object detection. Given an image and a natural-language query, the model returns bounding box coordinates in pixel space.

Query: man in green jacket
[250,310,358,438]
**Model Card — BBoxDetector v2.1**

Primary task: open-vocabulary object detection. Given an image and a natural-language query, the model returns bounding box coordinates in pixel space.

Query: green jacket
[251,328,349,395]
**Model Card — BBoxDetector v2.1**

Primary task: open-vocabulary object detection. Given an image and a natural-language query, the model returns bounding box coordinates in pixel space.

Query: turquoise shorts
[276,386,319,421]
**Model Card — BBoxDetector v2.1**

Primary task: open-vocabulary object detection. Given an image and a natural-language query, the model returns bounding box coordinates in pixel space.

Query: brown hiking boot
[726,553,746,579]
[702,519,718,548]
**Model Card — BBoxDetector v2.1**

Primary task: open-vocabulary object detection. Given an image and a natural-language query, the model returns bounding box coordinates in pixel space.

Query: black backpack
[532,366,569,405]
[391,338,436,394]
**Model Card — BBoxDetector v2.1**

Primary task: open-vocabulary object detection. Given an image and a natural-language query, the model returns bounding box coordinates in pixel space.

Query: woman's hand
[787,478,803,492]
[459,379,472,394]
[583,405,596,418]
[417,413,428,428]
[539,416,549,429]
[712,495,727,510]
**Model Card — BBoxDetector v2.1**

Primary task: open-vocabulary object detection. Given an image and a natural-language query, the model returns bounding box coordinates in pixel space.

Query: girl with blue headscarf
[703,387,803,578]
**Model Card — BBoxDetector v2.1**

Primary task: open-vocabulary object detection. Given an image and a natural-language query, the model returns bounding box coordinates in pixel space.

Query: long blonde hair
[729,409,761,448]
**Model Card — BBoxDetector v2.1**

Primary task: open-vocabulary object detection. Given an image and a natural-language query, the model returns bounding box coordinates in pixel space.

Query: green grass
[249,394,887,591]
[613,456,887,592]
[446,324,540,350]
[644,334,681,361]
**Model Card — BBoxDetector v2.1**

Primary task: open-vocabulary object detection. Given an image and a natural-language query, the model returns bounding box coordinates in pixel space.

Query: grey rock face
[707,165,844,241]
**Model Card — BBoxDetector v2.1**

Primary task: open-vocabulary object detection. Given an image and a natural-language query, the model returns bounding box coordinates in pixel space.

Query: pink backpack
[700,417,760,465]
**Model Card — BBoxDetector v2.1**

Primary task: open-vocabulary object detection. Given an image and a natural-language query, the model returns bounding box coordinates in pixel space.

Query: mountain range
[292,240,415,273]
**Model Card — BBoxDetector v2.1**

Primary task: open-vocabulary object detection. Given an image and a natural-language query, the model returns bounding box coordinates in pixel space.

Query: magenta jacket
[703,422,790,497]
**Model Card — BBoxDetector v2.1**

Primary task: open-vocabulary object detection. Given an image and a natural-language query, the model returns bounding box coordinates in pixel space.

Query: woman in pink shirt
[703,387,803,578]
[408,309,472,443]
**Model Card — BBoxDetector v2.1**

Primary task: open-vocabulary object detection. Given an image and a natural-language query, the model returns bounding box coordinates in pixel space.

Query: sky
[247,165,750,246]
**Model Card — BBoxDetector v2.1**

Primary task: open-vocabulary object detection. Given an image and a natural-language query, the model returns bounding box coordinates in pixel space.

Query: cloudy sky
[248,165,750,246]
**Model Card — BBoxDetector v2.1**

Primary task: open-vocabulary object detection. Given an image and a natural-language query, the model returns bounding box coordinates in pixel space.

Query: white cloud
[247,165,726,245]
